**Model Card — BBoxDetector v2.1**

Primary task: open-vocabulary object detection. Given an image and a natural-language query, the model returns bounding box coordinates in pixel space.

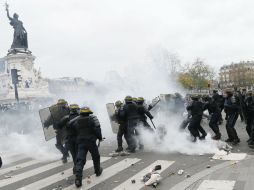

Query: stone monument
[0,3,52,104]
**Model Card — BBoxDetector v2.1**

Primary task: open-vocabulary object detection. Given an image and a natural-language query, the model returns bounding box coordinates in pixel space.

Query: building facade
[219,61,254,89]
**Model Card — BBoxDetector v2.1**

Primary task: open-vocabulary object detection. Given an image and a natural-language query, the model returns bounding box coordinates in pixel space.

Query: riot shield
[106,103,119,134]
[39,107,56,141]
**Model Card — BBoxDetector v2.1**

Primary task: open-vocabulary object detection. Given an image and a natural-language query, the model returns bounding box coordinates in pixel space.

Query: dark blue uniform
[203,98,221,140]
[59,112,79,171]
[224,96,240,144]
[71,113,102,183]
[187,100,207,141]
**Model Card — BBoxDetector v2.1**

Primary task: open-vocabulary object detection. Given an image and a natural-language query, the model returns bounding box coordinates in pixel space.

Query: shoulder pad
[90,115,100,126]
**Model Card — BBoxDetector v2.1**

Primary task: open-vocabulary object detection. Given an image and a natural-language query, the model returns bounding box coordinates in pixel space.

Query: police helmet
[132,97,138,102]
[125,96,132,103]
[137,97,145,104]
[69,104,80,111]
[80,107,93,114]
[57,99,67,105]
[191,94,199,101]
[115,100,122,108]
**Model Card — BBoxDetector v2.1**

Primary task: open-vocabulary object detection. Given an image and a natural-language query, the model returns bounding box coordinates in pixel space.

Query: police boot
[212,133,221,140]
[225,127,234,142]
[115,146,123,152]
[75,175,82,188]
[231,128,240,145]
[94,160,103,176]
[61,153,69,164]
[95,167,103,176]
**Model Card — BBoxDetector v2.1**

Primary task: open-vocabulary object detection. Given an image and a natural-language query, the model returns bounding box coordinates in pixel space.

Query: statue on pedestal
[5,2,28,51]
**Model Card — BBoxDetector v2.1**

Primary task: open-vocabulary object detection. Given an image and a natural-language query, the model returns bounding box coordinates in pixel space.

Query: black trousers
[55,130,68,157]
[65,137,77,164]
[117,125,127,147]
[246,112,254,137]
[188,115,205,138]
[209,112,221,135]
[225,112,239,140]
[75,141,100,178]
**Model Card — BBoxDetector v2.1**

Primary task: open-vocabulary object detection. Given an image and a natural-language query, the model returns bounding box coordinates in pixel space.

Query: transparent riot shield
[39,107,56,141]
[106,103,119,134]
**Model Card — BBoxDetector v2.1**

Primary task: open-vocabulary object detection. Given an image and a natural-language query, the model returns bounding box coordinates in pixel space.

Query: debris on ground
[142,165,162,188]
[177,169,184,175]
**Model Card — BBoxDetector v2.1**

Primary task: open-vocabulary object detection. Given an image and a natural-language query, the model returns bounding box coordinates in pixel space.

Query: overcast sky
[1,0,254,80]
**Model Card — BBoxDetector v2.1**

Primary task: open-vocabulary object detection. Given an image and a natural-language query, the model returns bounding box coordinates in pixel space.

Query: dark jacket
[59,112,79,138]
[187,100,203,117]
[71,114,102,143]
[224,96,239,115]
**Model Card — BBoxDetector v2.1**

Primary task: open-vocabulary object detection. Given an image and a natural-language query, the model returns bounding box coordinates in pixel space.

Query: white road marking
[64,158,141,190]
[17,157,111,190]
[0,159,41,176]
[2,154,27,165]
[0,160,63,187]
[213,151,247,161]
[113,160,174,190]
[197,180,236,190]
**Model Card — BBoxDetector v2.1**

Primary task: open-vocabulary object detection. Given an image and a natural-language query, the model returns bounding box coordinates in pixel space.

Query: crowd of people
[42,87,254,188]
[182,88,254,147]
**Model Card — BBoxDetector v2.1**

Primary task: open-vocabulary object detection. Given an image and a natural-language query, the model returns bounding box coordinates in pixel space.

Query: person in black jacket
[58,104,80,173]
[203,96,221,140]
[70,107,103,188]
[212,90,224,124]
[114,100,128,152]
[51,99,70,163]
[136,97,154,131]
[187,95,207,142]
[245,91,254,148]
[119,96,140,153]
[224,90,240,145]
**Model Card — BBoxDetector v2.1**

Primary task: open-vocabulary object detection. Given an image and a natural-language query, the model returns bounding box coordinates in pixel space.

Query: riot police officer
[136,97,154,130]
[120,96,140,153]
[71,107,103,188]
[224,90,240,145]
[59,104,80,173]
[203,96,222,140]
[51,99,70,163]
[114,100,128,152]
[187,95,207,142]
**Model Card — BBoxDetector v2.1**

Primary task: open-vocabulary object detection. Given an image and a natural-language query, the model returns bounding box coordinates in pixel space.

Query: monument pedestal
[0,50,53,103]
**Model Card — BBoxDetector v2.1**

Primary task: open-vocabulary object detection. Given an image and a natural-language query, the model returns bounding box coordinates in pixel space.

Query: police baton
[150,119,156,129]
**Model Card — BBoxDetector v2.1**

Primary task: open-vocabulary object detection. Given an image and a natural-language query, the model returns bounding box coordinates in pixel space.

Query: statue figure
[5,3,28,50]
